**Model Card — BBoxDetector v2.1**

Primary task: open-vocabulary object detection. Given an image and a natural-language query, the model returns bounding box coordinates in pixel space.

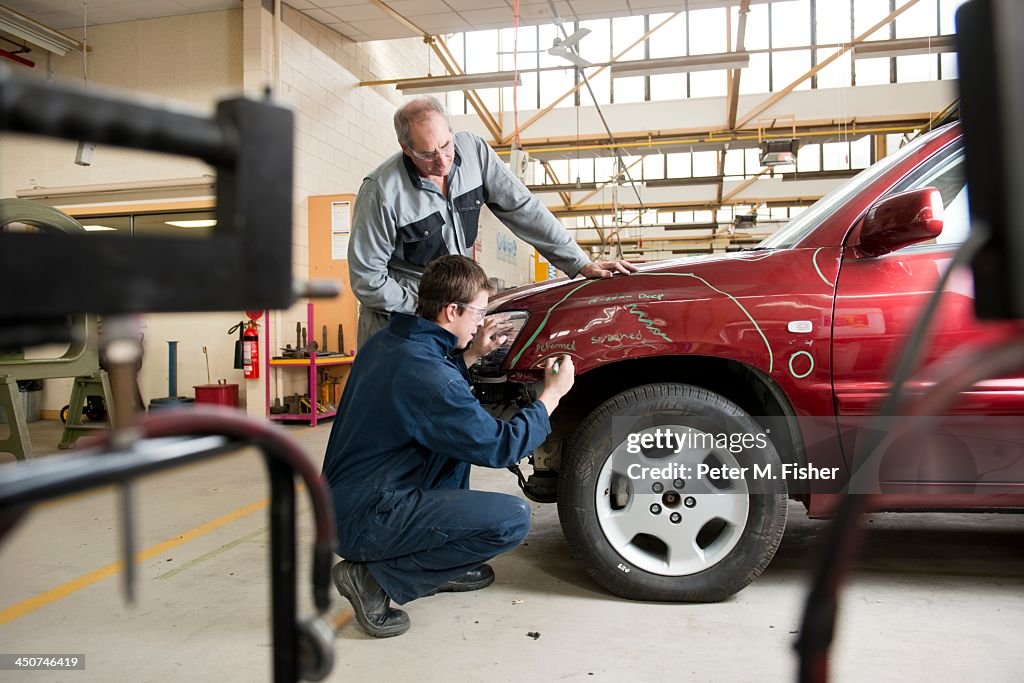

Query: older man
[348,96,635,347]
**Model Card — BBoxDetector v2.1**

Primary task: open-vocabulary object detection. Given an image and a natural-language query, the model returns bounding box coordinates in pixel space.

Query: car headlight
[473,310,529,376]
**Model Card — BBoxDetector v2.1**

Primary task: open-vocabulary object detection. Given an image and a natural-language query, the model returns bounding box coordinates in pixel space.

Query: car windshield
[757,125,952,250]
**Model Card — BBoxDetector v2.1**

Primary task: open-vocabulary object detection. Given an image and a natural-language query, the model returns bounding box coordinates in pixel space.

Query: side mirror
[858,187,944,257]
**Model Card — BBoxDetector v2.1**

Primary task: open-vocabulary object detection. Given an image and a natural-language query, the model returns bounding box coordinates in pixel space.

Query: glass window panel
[896,54,938,83]
[582,69,610,106]
[577,158,594,183]
[594,156,616,182]
[724,148,745,177]
[540,69,578,108]
[650,73,686,101]
[822,141,850,170]
[850,136,871,168]
[739,52,770,94]
[550,159,569,181]
[612,15,645,61]
[745,148,761,174]
[816,49,851,88]
[613,76,645,104]
[649,13,687,58]
[445,91,466,116]
[940,52,958,79]
[744,4,770,50]
[519,71,539,110]
[797,143,821,172]
[939,0,966,33]
[692,150,718,177]
[693,210,713,223]
[531,161,544,185]
[771,0,811,49]
[895,0,937,37]
[855,56,890,86]
[477,87,498,112]
[815,0,851,43]
[771,49,812,91]
[886,133,908,155]
[688,8,726,55]
[620,156,642,184]
[690,70,727,97]
[854,0,893,42]
[465,30,498,72]
[578,19,611,62]
[500,36,537,72]
[643,154,665,180]
[667,152,691,177]
[770,206,790,220]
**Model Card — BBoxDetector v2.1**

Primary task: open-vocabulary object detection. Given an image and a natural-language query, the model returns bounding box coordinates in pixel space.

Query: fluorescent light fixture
[611,52,750,78]
[396,72,522,94]
[166,219,217,228]
[760,138,799,167]
[82,224,117,232]
[0,6,83,56]
[852,35,956,60]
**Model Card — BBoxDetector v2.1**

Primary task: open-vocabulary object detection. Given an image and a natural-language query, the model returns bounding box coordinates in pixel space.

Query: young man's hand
[463,314,510,367]
[538,355,575,415]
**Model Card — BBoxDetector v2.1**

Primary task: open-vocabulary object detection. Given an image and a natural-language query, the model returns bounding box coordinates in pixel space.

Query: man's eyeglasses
[408,138,455,162]
[454,302,487,322]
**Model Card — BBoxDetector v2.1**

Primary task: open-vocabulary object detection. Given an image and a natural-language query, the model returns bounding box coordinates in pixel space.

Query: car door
[831,137,1024,503]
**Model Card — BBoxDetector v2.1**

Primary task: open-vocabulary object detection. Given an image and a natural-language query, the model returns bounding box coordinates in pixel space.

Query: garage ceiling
[11,0,764,42]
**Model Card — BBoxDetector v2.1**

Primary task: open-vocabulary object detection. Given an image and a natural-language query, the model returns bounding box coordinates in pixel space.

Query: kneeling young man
[322,255,575,637]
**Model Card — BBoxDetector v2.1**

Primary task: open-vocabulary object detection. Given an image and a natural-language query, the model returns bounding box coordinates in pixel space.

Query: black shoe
[438,564,496,593]
[332,561,410,638]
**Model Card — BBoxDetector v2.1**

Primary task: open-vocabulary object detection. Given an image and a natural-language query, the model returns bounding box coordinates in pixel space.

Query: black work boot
[438,564,495,593]
[332,561,410,638]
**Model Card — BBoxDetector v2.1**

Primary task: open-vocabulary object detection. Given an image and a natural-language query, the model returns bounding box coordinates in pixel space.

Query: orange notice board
[308,193,358,357]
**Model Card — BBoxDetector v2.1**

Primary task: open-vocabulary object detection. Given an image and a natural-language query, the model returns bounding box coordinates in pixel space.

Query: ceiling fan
[496,25,593,68]
[548,27,592,67]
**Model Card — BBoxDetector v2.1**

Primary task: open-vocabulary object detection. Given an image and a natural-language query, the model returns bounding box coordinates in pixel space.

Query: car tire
[557,383,788,602]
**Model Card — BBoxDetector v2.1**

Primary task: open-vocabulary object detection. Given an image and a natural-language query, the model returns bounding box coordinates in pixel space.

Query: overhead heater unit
[760,138,799,167]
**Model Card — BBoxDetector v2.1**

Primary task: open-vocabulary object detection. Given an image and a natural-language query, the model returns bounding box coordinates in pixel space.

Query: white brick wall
[243,2,428,405]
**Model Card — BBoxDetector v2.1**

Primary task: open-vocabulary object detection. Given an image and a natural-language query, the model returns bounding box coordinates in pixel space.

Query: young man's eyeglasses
[408,138,455,162]
[454,302,487,322]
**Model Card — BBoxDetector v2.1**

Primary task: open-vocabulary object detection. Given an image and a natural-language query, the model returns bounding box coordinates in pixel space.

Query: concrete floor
[1,419,1022,682]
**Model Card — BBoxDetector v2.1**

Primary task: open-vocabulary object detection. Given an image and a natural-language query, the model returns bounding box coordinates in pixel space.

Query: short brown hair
[416,255,494,321]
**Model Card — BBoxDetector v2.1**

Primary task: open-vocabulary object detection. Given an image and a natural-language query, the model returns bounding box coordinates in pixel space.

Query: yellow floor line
[0,497,269,625]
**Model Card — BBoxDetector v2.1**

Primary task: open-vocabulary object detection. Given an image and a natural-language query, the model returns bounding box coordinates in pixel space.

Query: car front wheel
[557,383,788,602]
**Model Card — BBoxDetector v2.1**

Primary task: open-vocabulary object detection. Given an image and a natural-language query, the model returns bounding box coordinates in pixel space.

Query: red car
[473,121,1024,602]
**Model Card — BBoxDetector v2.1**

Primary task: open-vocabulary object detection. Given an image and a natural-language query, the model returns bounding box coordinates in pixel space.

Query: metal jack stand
[0,402,340,682]
[0,61,341,681]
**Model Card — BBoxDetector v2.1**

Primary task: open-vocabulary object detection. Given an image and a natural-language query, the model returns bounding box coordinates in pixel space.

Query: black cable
[796,222,990,683]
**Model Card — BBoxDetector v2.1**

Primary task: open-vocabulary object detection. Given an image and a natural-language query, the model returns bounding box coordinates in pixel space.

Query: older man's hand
[579,259,638,279]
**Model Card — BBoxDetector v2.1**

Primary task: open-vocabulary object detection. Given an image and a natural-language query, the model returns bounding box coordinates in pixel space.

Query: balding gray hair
[394,96,453,150]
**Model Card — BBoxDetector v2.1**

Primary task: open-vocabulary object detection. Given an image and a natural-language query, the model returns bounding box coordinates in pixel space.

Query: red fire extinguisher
[243,311,263,379]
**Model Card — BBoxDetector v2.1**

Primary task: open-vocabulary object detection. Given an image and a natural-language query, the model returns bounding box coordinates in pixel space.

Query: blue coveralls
[322,313,552,604]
